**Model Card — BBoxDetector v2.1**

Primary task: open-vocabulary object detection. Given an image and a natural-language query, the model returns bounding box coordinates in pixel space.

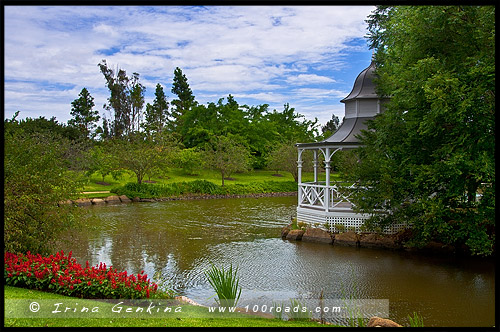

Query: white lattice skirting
[296,207,406,235]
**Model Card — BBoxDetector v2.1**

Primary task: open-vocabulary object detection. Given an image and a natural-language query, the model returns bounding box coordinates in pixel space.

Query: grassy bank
[4,286,328,327]
[81,169,338,199]
[111,179,299,199]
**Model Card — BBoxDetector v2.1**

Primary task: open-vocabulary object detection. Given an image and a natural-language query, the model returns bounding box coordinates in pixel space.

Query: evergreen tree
[143,83,171,137]
[171,67,196,136]
[68,87,100,139]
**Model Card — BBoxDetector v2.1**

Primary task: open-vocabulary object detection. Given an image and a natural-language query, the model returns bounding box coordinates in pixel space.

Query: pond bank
[281,225,480,257]
[61,192,297,207]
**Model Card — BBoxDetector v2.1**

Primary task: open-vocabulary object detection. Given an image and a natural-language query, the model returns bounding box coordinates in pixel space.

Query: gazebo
[295,61,402,234]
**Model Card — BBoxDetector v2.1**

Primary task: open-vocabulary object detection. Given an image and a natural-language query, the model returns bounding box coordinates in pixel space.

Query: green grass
[4,286,328,327]
[83,168,297,190]
[82,168,338,192]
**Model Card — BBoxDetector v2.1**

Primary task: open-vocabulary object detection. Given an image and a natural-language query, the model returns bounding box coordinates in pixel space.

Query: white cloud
[287,74,336,85]
[4,5,375,124]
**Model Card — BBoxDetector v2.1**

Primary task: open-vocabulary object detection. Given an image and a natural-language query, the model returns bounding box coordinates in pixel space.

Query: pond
[59,196,495,327]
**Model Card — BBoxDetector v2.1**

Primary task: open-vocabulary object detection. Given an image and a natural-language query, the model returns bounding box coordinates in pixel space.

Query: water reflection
[59,196,495,327]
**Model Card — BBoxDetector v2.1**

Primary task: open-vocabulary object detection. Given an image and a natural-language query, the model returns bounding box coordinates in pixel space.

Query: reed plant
[288,299,312,321]
[204,263,241,308]
[408,312,424,327]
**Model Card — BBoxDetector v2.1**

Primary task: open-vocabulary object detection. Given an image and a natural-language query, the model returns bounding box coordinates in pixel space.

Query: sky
[4,5,376,128]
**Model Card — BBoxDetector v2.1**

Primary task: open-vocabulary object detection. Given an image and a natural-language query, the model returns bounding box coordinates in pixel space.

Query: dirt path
[81,191,111,194]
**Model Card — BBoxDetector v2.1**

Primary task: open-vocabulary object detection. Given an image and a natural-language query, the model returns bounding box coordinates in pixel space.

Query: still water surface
[60,196,494,327]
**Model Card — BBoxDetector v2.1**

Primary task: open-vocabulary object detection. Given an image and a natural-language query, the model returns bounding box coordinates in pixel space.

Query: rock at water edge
[119,195,132,203]
[302,228,333,244]
[286,229,305,241]
[104,195,121,204]
[333,231,360,247]
[367,316,402,327]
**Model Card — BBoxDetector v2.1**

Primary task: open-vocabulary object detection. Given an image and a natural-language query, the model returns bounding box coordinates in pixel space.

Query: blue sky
[4,5,375,127]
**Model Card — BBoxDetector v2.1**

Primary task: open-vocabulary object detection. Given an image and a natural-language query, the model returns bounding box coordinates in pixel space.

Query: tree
[85,143,122,183]
[129,73,145,133]
[68,87,100,139]
[266,140,299,181]
[204,135,251,186]
[171,67,196,136]
[112,133,177,185]
[349,6,495,255]
[321,114,341,138]
[98,60,145,138]
[143,83,171,136]
[4,114,84,254]
[173,148,205,176]
[7,112,81,141]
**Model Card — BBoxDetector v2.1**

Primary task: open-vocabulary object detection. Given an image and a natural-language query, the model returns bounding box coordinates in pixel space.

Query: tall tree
[68,87,100,139]
[98,60,145,138]
[99,59,130,138]
[129,73,145,133]
[143,83,171,137]
[349,6,495,255]
[171,67,196,136]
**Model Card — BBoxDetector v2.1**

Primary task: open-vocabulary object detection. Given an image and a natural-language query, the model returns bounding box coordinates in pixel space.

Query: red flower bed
[4,251,174,299]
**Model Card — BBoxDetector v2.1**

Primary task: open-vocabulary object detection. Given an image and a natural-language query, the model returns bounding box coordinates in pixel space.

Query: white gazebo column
[297,148,303,208]
[313,150,318,183]
[324,147,330,212]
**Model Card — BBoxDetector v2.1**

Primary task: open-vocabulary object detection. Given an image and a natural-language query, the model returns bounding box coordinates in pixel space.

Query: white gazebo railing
[298,182,357,211]
[294,61,407,234]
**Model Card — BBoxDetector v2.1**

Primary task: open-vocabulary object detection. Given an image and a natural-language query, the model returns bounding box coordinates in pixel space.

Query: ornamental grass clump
[204,263,241,308]
[4,251,174,299]
[408,312,424,327]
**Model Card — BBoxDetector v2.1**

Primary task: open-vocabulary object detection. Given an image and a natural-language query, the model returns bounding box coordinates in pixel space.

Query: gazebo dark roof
[296,61,379,149]
[340,61,377,102]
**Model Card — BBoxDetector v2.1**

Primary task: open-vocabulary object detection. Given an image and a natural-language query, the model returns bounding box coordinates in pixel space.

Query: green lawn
[80,169,321,197]
[82,169,335,192]
[4,286,330,327]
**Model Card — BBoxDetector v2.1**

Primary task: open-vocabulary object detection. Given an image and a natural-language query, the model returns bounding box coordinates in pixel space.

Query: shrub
[4,251,174,299]
[112,180,297,199]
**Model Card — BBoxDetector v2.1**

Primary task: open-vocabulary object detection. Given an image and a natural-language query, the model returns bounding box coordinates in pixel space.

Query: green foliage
[98,59,145,138]
[351,6,495,255]
[111,180,297,199]
[142,83,171,136]
[172,148,205,175]
[179,95,318,169]
[68,87,100,139]
[110,133,179,184]
[5,111,82,141]
[84,143,122,182]
[266,140,299,182]
[204,263,242,308]
[4,118,85,255]
[171,67,196,136]
[408,312,424,327]
[204,135,251,186]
